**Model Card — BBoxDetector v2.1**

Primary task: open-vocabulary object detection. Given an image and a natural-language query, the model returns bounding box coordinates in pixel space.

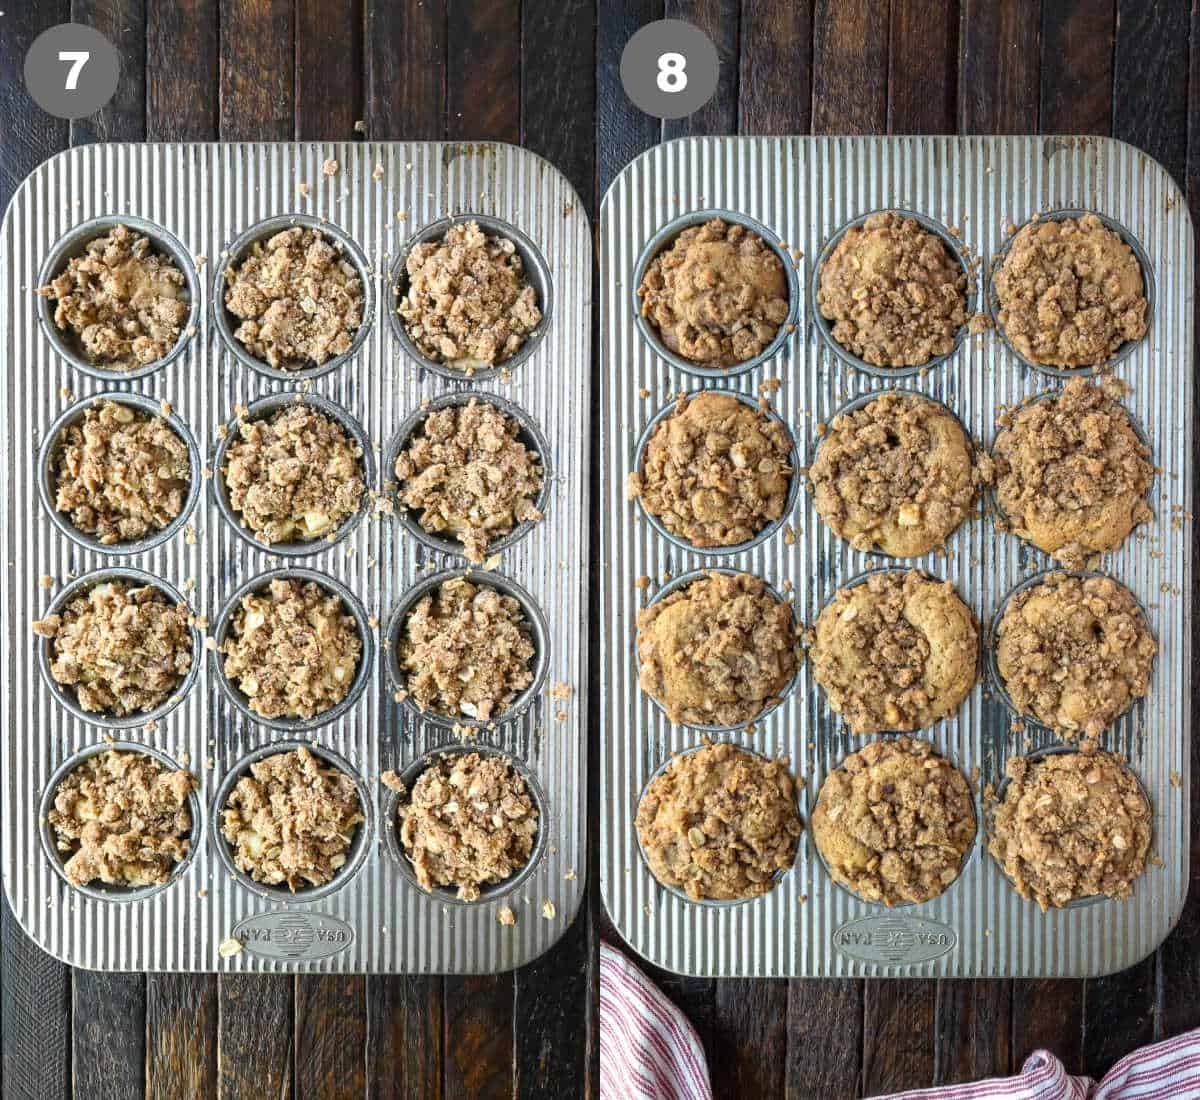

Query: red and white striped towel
[600,939,1200,1100]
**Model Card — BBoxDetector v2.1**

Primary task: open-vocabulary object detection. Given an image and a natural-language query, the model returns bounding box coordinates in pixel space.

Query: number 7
[58,51,90,91]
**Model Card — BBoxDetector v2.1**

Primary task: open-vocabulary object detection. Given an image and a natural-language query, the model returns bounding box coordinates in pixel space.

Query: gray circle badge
[24,24,120,120]
[620,19,720,120]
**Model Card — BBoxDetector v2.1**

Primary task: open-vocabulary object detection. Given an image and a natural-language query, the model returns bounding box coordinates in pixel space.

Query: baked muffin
[817,212,967,368]
[627,392,793,548]
[988,749,1151,910]
[637,218,789,369]
[993,214,1148,369]
[636,571,798,728]
[809,392,986,556]
[636,742,802,901]
[994,573,1155,740]
[810,570,977,734]
[992,378,1153,568]
[812,737,975,906]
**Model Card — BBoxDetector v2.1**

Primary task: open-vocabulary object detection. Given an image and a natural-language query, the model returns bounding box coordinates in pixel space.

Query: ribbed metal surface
[1,141,590,974]
[599,136,1192,978]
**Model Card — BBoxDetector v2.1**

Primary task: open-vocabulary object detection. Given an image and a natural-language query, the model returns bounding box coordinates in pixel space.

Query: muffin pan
[2,141,589,974]
[600,135,1192,978]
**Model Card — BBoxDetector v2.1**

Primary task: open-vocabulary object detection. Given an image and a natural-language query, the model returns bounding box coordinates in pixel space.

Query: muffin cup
[38,739,202,903]
[634,741,801,908]
[631,389,802,557]
[210,392,376,558]
[636,567,801,734]
[210,739,373,904]
[38,391,204,557]
[985,744,1153,910]
[36,214,201,383]
[212,214,376,383]
[382,742,548,906]
[35,567,203,730]
[986,209,1155,379]
[384,391,552,560]
[806,388,978,560]
[986,569,1155,736]
[211,568,375,733]
[811,209,975,379]
[388,214,553,383]
[384,568,550,731]
[631,209,800,380]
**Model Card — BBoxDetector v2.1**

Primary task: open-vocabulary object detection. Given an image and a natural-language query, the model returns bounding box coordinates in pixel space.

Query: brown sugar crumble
[988,749,1151,909]
[808,392,988,557]
[637,218,789,369]
[994,573,1156,741]
[51,399,191,545]
[992,377,1153,568]
[397,577,536,721]
[48,749,196,888]
[32,581,193,716]
[224,226,364,369]
[817,212,966,368]
[222,579,362,720]
[635,742,802,901]
[37,224,189,369]
[994,214,1148,368]
[627,392,793,548]
[398,751,538,901]
[222,402,365,545]
[398,220,541,370]
[394,399,544,563]
[636,571,798,727]
[810,570,977,734]
[220,746,363,891]
[812,736,975,906]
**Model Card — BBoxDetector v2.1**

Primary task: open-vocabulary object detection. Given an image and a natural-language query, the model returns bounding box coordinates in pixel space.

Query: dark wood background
[1,1,1197,1098]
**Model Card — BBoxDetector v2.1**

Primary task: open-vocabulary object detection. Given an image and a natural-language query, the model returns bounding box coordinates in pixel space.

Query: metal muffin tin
[600,135,1192,978]
[2,141,589,974]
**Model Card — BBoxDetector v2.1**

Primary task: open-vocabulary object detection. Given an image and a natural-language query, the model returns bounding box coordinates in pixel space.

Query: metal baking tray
[1,140,590,974]
[599,135,1192,978]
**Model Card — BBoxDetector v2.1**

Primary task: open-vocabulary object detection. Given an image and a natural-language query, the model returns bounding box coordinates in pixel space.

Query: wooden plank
[1011,982,1083,1075]
[146,0,218,140]
[662,0,739,140]
[72,972,145,1099]
[597,0,664,193]
[219,0,294,140]
[365,0,447,141]
[446,0,520,144]
[366,976,444,1100]
[785,980,862,1100]
[711,980,787,1097]
[738,0,813,135]
[295,976,367,1099]
[443,975,514,1099]
[69,0,146,145]
[811,0,887,134]
[295,0,363,139]
[958,0,1040,133]
[146,974,218,1099]
[1039,0,1115,134]
[889,0,958,133]
[218,975,294,1099]
[934,980,1012,1085]
[1083,962,1156,1078]
[862,980,937,1095]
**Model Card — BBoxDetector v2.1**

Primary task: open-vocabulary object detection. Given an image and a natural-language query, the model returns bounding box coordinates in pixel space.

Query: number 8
[657,52,687,93]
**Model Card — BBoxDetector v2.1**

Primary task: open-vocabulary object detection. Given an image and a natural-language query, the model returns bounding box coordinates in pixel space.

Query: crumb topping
[637,218,789,369]
[38,224,189,369]
[635,742,802,901]
[627,392,793,547]
[398,752,538,901]
[223,403,365,544]
[394,399,544,563]
[812,737,975,906]
[48,749,195,888]
[636,571,798,727]
[810,570,977,734]
[817,212,966,368]
[32,581,193,716]
[224,226,364,369]
[52,399,191,545]
[993,378,1153,568]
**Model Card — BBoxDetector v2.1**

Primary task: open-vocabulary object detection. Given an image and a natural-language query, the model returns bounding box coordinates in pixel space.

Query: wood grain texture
[443,975,514,1099]
[365,0,446,140]
[218,975,294,1099]
[146,974,218,1099]
[811,0,888,133]
[1040,0,1115,133]
[219,0,294,140]
[446,0,520,143]
[739,0,813,135]
[69,0,146,144]
[662,0,738,140]
[1011,981,1083,1075]
[597,0,664,193]
[295,0,363,139]
[934,980,1012,1085]
[958,0,1040,133]
[889,0,958,133]
[71,973,145,1099]
[146,0,218,140]
[710,980,787,1097]
[862,980,937,1095]
[1083,961,1156,1078]
[295,976,367,1099]
[784,980,862,1100]
[366,976,444,1100]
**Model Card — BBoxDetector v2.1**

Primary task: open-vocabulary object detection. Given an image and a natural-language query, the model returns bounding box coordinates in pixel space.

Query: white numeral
[656,52,687,93]
[58,50,90,91]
